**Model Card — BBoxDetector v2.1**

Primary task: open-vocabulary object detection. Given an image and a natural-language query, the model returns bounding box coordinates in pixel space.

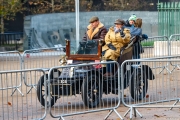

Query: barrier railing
[0,51,24,96]
[0,68,47,120]
[168,34,180,73]
[21,47,65,94]
[47,61,123,120]
[141,36,169,59]
[121,58,180,119]
[1,34,180,119]
[139,36,169,73]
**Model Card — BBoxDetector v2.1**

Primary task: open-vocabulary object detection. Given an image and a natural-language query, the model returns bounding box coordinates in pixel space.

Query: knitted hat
[89,16,99,23]
[129,14,137,21]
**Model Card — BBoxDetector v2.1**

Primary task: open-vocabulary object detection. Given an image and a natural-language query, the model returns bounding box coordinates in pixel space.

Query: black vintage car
[37,36,155,108]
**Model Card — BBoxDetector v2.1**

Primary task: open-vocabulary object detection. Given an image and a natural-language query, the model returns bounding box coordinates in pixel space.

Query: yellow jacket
[102,26,131,61]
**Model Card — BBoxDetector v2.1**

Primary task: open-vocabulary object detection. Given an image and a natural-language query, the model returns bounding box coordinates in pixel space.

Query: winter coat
[125,26,142,36]
[125,20,132,27]
[82,22,107,41]
[102,26,131,61]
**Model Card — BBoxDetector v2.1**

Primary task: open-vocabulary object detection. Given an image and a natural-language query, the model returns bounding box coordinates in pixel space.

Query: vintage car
[37,36,155,108]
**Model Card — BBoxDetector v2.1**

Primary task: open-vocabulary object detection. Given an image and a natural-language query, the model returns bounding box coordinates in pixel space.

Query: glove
[86,40,96,44]
[107,43,116,50]
[79,41,86,46]
[63,48,66,52]
[120,29,125,37]
[142,34,148,40]
[102,50,106,56]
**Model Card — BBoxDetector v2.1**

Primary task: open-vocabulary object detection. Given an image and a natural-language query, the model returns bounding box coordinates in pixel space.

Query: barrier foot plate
[124,107,142,119]
[159,66,171,74]
[104,108,123,120]
[11,88,24,97]
[27,85,37,94]
[59,116,65,120]
[170,64,180,73]
[170,99,180,110]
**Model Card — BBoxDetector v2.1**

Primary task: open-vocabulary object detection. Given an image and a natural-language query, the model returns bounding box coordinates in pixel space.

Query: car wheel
[81,75,102,108]
[130,72,148,101]
[37,74,58,107]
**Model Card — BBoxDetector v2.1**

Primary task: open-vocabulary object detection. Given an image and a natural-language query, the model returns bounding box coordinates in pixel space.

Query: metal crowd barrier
[0,51,24,96]
[141,36,169,59]
[121,58,180,119]
[168,34,180,72]
[21,47,65,94]
[140,36,169,73]
[0,51,23,71]
[0,68,47,120]
[47,61,123,120]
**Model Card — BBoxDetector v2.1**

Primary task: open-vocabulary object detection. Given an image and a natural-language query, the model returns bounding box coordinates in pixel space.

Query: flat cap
[89,16,99,23]
[114,19,125,25]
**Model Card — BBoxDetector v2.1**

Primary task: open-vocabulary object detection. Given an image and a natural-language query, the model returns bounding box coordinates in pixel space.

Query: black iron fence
[0,32,23,45]
[0,32,23,50]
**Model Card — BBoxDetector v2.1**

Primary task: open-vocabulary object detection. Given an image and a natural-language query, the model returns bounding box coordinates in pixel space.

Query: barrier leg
[27,85,37,94]
[159,66,171,74]
[123,108,130,117]
[170,99,180,110]
[134,108,142,118]
[59,116,65,120]
[11,88,24,96]
[124,107,142,119]
[170,65,180,73]
[104,108,123,120]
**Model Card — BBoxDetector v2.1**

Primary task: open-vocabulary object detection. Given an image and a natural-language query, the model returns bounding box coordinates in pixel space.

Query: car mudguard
[141,65,155,80]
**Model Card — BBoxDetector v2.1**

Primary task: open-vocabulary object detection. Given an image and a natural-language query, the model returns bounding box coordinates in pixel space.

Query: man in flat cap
[82,16,107,41]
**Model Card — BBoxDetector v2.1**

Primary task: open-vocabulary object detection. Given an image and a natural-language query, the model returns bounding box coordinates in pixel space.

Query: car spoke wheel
[37,74,58,107]
[81,75,102,108]
[130,73,148,101]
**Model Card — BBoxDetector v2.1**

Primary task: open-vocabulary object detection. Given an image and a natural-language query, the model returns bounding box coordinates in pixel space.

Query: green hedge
[141,41,154,47]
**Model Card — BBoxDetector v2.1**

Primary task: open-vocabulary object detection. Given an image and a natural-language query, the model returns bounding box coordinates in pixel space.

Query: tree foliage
[23,0,157,15]
[1,0,158,32]
[0,0,26,33]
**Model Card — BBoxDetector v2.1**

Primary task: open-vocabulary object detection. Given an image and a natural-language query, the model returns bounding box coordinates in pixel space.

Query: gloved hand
[120,29,125,37]
[102,50,106,56]
[79,41,86,46]
[107,43,116,50]
[87,40,96,44]
[63,48,66,52]
[142,34,148,40]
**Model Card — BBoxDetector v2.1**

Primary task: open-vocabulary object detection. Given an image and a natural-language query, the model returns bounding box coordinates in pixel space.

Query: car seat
[117,36,137,65]
[76,40,99,54]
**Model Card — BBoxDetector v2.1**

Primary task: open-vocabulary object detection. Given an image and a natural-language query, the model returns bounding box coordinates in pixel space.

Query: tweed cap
[114,19,125,25]
[89,16,99,23]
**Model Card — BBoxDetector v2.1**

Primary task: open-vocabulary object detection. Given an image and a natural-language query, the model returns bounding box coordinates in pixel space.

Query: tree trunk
[52,0,54,12]
[1,16,4,33]
[120,0,124,8]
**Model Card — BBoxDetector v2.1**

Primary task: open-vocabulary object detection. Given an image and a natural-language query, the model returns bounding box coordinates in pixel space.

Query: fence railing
[0,68,47,120]
[121,59,180,119]
[48,62,123,120]
[158,2,180,37]
[1,34,180,119]
[0,32,23,50]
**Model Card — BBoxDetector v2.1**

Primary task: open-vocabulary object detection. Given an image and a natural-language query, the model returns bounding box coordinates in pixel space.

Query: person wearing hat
[102,19,131,76]
[82,16,107,41]
[125,14,137,27]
